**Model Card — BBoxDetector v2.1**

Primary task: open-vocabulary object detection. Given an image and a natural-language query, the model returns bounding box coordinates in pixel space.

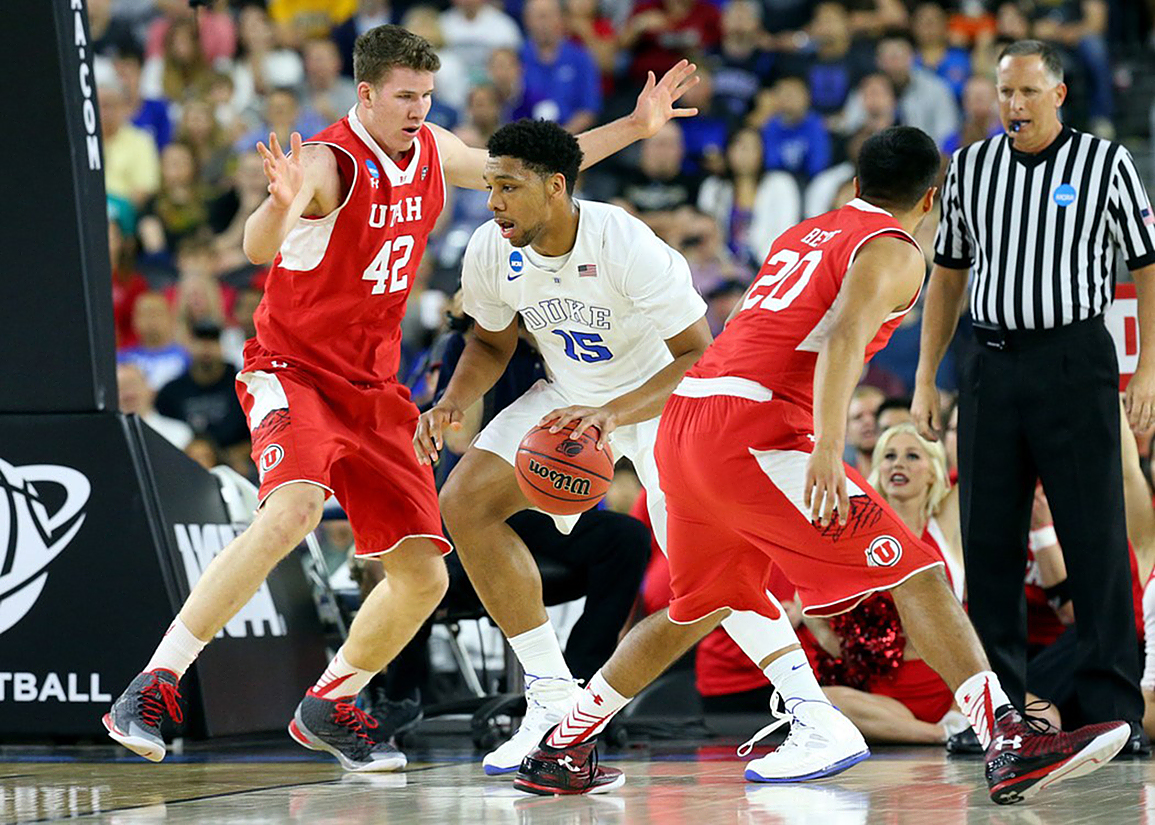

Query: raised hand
[413,403,464,465]
[256,131,304,211]
[629,59,700,139]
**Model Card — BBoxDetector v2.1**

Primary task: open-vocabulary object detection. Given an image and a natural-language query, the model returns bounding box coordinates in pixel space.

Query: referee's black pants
[957,317,1144,724]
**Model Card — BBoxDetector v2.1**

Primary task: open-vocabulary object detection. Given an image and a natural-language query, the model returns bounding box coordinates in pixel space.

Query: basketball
[515,422,614,515]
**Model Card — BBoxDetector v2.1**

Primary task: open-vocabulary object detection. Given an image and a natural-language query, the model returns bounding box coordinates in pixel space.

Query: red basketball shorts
[236,342,448,557]
[655,386,942,622]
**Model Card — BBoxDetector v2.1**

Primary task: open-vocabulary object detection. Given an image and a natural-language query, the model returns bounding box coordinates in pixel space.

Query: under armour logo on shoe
[559,755,581,773]
[272,361,288,368]
[994,735,1022,751]
[591,693,603,706]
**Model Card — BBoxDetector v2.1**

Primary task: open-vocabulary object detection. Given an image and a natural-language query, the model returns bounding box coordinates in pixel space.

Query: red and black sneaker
[513,730,625,796]
[985,707,1129,804]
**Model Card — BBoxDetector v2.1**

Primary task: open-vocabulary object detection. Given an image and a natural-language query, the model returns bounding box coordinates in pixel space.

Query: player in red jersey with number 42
[102,25,700,772]
[514,127,1130,805]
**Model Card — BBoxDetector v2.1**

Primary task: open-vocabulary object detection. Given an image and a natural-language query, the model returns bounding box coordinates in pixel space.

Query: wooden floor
[1,738,1150,824]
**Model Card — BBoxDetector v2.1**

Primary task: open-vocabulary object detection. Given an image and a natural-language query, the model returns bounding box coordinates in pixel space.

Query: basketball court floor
[2,734,1150,824]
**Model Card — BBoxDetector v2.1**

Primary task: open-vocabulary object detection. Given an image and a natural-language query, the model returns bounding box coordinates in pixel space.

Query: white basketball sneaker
[742,697,870,783]
[483,675,580,776]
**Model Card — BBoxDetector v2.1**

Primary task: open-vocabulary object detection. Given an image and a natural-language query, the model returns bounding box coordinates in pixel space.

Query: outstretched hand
[256,131,304,210]
[629,59,700,138]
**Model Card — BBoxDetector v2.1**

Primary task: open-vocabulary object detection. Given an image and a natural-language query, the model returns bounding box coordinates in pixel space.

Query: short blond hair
[868,422,950,522]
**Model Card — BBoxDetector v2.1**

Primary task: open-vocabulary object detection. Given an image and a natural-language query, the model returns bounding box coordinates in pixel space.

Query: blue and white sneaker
[741,697,870,782]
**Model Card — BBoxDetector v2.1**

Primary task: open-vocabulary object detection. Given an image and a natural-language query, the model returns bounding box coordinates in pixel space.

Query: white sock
[546,670,629,748]
[145,617,208,679]
[764,649,830,710]
[509,621,574,700]
[311,647,376,700]
[955,671,1013,749]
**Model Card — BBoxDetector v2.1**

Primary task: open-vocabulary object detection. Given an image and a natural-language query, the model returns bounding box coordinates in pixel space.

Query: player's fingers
[671,107,699,118]
[837,479,849,526]
[539,408,565,427]
[550,411,579,433]
[821,481,835,527]
[290,131,303,158]
[269,131,283,159]
[569,417,594,440]
[643,70,656,93]
[256,141,272,161]
[673,74,700,97]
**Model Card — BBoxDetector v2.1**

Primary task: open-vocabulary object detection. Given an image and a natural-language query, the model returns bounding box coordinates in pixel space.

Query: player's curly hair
[487,120,584,195]
[353,25,440,87]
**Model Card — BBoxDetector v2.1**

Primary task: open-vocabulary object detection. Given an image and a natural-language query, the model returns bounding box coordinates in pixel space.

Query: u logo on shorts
[865,535,903,567]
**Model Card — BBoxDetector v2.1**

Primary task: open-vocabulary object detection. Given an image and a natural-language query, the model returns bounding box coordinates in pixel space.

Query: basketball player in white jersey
[414,119,868,781]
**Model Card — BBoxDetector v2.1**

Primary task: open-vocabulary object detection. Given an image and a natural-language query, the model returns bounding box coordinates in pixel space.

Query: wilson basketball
[515,422,614,515]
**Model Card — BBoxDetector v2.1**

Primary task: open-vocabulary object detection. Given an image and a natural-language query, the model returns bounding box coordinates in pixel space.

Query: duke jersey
[463,200,707,406]
[688,198,921,411]
[252,108,446,383]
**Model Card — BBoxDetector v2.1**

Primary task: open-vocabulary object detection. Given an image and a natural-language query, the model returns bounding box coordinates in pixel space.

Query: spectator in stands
[267,0,356,48]
[616,121,700,217]
[564,0,618,86]
[401,7,470,117]
[877,396,914,432]
[169,237,234,331]
[441,0,523,81]
[140,17,217,105]
[456,84,503,148]
[912,1,972,101]
[222,287,263,369]
[520,0,602,133]
[88,0,138,61]
[138,141,210,271]
[846,383,884,476]
[231,6,306,125]
[943,75,1002,156]
[697,127,801,264]
[233,86,326,156]
[801,2,873,119]
[109,196,148,349]
[301,37,359,125]
[970,2,1031,79]
[843,33,959,147]
[156,321,249,449]
[176,98,232,189]
[332,0,394,78]
[184,436,223,471]
[487,48,535,123]
[804,423,967,744]
[846,0,909,37]
[620,0,721,84]
[145,0,236,66]
[711,0,776,130]
[1029,0,1113,136]
[118,292,190,391]
[805,125,880,217]
[100,79,161,209]
[670,205,753,297]
[675,64,728,175]
[209,152,269,278]
[118,362,195,450]
[760,75,832,182]
[114,45,171,151]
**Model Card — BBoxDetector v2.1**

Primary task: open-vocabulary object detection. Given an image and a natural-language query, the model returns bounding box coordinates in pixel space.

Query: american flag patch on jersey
[1142,207,1154,227]
[578,264,597,277]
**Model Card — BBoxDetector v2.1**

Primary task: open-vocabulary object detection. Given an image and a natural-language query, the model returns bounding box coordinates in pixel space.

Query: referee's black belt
[972,316,1104,352]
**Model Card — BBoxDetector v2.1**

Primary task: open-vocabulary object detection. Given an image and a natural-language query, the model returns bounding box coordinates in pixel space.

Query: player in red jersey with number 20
[515,127,1130,805]
[102,24,700,772]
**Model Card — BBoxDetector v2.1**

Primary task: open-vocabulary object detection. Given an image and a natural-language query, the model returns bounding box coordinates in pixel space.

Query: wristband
[1029,525,1058,550]
[1043,579,1072,612]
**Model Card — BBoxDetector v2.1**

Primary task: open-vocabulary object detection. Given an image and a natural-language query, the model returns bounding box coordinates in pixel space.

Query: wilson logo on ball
[556,440,585,457]
[526,458,593,497]
[865,535,903,567]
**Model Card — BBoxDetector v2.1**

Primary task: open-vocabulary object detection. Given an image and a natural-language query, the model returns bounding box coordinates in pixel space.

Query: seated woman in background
[801,423,968,744]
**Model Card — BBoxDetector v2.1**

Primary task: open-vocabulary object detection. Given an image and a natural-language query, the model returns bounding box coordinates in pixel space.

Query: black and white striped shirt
[934,127,1155,329]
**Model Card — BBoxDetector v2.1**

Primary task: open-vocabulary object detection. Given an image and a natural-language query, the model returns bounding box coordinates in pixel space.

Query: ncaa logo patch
[1053,183,1077,207]
[509,251,524,273]
[865,535,903,567]
[259,444,285,478]
[365,159,381,189]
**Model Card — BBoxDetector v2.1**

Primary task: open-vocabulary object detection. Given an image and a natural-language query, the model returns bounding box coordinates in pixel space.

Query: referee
[912,40,1155,749]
